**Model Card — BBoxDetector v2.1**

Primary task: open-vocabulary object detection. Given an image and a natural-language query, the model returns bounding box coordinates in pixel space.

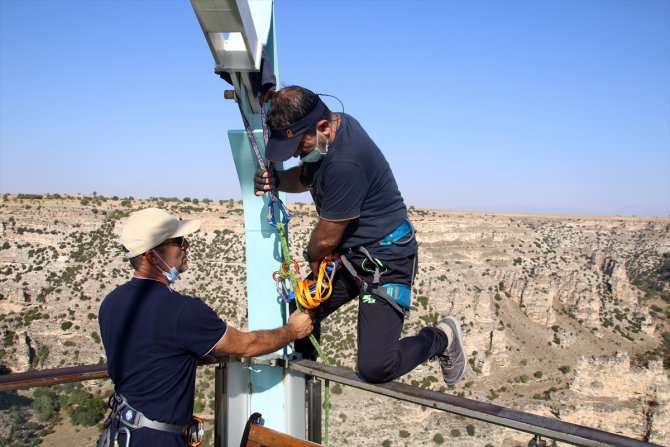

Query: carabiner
[267,196,291,227]
[114,426,131,447]
[186,416,205,447]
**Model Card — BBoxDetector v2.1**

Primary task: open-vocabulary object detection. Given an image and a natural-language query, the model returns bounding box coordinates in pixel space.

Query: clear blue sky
[1,0,668,216]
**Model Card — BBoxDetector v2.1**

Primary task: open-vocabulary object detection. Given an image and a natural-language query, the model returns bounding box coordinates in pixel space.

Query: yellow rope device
[273,255,341,310]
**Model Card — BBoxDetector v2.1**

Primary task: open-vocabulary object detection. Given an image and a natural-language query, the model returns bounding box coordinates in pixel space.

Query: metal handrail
[0,360,659,447]
[288,359,659,447]
[0,363,108,391]
[0,357,223,392]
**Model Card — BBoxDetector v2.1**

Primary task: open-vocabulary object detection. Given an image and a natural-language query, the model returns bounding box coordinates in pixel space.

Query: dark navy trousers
[294,253,448,383]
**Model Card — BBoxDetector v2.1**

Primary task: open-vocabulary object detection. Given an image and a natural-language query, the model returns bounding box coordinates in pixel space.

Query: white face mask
[300,127,328,163]
[152,250,179,284]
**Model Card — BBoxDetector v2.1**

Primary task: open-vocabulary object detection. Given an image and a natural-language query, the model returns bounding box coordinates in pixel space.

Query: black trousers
[293,253,448,383]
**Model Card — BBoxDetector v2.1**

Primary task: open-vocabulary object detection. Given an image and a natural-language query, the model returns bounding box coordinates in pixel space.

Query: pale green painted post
[190,1,307,445]
[228,130,286,332]
[226,129,303,444]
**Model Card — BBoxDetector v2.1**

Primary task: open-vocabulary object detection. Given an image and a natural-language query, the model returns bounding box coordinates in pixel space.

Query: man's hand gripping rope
[273,222,336,363]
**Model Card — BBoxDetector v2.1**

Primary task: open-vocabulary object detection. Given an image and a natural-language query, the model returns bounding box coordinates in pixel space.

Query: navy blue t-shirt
[99,278,227,445]
[301,113,417,257]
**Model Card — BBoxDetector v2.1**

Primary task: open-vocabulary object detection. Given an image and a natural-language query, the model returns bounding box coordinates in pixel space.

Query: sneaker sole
[443,316,468,384]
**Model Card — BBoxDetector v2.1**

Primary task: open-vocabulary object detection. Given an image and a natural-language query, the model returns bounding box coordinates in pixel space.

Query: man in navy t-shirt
[98,208,312,446]
[254,86,468,386]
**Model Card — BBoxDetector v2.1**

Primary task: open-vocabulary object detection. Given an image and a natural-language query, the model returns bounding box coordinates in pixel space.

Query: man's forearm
[276,167,306,193]
[242,326,294,357]
[307,218,351,261]
[216,326,293,357]
[213,312,312,356]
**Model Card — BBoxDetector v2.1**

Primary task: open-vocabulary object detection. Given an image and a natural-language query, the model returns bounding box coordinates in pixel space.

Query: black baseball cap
[265,97,327,162]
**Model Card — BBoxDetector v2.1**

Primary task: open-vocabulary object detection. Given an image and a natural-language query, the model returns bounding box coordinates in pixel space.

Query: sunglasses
[157,236,186,248]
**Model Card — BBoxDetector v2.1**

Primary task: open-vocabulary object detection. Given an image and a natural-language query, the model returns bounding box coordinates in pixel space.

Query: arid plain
[0,194,668,446]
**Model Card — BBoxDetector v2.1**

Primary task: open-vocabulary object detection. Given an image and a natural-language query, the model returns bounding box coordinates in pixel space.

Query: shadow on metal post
[306,377,322,444]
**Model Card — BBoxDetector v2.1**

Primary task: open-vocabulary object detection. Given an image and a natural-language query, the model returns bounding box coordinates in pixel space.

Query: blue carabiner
[267,196,291,227]
[277,198,291,225]
[267,200,278,227]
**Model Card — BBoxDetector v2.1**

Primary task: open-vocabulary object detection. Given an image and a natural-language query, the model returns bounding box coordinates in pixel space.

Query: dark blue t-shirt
[301,113,417,257]
[99,278,227,445]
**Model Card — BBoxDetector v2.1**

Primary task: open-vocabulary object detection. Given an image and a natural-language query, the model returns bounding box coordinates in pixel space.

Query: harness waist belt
[114,394,188,434]
[378,219,413,246]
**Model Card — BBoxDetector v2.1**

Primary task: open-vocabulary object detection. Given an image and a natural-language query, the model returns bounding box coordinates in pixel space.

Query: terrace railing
[0,359,659,447]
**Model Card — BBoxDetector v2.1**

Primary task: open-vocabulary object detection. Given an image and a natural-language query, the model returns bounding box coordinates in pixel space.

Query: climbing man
[254,86,467,385]
[97,208,313,447]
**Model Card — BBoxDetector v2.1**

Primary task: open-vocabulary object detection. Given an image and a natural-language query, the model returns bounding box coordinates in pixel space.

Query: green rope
[276,222,330,446]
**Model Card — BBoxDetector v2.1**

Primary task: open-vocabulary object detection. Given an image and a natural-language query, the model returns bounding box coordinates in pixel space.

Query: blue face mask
[300,148,326,163]
[153,251,179,284]
[300,129,328,164]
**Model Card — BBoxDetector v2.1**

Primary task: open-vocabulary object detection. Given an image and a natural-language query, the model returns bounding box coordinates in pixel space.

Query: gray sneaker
[434,316,467,385]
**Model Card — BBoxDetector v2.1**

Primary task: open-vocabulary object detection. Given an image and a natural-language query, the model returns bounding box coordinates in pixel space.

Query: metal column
[306,377,322,444]
[191,2,307,444]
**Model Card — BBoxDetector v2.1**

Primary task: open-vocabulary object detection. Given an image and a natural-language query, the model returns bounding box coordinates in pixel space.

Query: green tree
[61,385,105,427]
[31,389,60,422]
[70,401,105,426]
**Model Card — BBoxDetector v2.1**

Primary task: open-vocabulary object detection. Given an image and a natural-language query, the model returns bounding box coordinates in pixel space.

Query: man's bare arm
[306,217,353,273]
[212,311,312,357]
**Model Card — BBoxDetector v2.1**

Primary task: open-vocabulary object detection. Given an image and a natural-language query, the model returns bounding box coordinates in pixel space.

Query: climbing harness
[340,247,412,315]
[340,218,418,315]
[97,393,197,447]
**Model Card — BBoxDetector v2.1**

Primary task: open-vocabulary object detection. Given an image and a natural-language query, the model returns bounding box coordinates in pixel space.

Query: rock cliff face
[564,352,670,443]
[0,195,668,446]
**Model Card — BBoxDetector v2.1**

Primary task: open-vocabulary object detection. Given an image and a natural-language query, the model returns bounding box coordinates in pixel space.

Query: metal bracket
[213,353,300,368]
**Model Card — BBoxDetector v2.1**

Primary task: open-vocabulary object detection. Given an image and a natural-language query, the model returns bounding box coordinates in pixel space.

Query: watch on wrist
[302,248,312,263]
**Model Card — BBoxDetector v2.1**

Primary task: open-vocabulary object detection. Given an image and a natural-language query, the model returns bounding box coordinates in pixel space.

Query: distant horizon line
[2,191,668,220]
